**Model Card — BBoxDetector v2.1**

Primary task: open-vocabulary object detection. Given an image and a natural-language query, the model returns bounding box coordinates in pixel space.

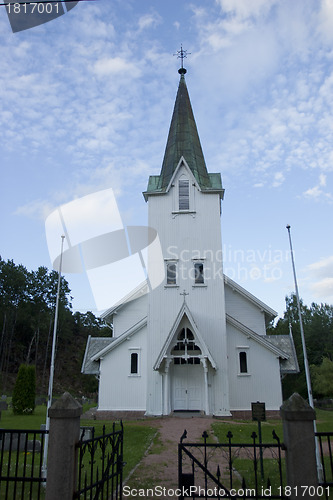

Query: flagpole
[42,235,65,479]
[286,225,322,480]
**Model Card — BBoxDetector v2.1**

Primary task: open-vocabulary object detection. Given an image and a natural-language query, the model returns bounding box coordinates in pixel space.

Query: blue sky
[1,0,333,318]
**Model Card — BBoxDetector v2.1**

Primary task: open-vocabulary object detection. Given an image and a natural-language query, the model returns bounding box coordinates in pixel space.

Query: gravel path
[124,415,217,499]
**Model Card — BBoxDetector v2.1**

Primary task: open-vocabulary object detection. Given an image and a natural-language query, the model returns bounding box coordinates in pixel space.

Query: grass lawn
[212,409,333,498]
[0,404,47,430]
[212,408,333,444]
[0,405,157,485]
[79,417,157,480]
[1,405,332,497]
[316,408,333,432]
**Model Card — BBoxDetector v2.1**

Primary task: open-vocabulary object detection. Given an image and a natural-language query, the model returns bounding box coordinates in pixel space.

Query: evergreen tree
[12,364,36,414]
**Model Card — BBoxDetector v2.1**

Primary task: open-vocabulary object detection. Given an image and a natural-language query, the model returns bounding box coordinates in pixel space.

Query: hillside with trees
[0,257,110,397]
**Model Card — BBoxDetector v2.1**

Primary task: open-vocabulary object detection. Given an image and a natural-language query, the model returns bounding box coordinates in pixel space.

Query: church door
[173,363,202,411]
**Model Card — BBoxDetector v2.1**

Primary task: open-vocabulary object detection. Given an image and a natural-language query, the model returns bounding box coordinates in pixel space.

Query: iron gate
[178,429,285,499]
[0,428,48,500]
[74,421,124,500]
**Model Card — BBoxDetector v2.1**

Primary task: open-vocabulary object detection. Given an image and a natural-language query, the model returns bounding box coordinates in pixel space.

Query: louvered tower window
[179,179,190,210]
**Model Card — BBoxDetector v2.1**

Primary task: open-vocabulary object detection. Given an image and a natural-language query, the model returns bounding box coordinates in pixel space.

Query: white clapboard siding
[112,294,147,338]
[227,324,283,410]
[98,325,147,411]
[224,285,267,336]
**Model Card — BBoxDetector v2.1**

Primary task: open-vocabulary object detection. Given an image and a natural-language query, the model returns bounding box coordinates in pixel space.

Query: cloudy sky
[1,0,333,317]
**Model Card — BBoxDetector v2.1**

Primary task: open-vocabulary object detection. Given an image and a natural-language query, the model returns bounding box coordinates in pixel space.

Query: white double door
[173,363,203,411]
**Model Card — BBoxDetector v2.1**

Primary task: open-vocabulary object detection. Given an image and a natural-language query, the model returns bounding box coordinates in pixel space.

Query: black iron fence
[178,429,285,499]
[74,421,124,500]
[0,428,48,500]
[316,431,333,498]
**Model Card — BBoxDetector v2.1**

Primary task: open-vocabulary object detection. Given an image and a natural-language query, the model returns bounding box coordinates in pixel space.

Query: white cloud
[272,172,285,188]
[307,255,333,278]
[92,57,142,78]
[319,173,327,186]
[138,13,161,31]
[306,256,333,300]
[310,278,333,299]
[318,0,333,44]
[15,199,55,221]
[215,0,275,20]
[303,185,322,199]
[303,174,332,202]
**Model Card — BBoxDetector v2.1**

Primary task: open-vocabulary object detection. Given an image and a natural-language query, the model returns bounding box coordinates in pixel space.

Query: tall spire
[143,50,224,200]
[157,50,211,190]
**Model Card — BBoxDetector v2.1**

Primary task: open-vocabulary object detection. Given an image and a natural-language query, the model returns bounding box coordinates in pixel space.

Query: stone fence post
[280,393,318,500]
[45,392,82,500]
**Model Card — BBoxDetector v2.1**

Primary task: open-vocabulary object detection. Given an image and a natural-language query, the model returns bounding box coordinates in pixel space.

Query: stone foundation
[83,408,281,421]
[94,410,146,420]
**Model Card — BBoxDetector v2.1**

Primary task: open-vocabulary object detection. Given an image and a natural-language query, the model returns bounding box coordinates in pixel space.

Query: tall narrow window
[194,262,204,284]
[166,262,177,285]
[179,179,190,210]
[239,351,248,374]
[130,352,138,374]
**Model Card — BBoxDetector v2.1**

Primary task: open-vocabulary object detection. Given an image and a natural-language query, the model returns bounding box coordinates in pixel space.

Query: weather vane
[174,45,191,74]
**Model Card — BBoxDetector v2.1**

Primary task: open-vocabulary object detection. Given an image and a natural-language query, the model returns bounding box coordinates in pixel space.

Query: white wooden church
[82,63,298,417]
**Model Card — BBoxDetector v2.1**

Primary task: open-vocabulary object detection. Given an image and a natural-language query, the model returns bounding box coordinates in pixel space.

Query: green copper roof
[157,73,211,190]
[144,71,224,200]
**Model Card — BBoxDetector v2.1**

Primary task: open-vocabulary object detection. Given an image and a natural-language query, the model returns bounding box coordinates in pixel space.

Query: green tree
[268,294,333,400]
[0,258,29,388]
[311,357,333,398]
[12,364,36,414]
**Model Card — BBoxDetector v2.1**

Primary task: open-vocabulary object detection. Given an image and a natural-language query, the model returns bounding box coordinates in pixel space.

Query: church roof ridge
[226,314,288,359]
[90,316,148,362]
[224,274,278,321]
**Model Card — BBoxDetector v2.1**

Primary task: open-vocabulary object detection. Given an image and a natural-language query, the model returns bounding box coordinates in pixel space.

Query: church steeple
[143,56,224,200]
[158,70,211,190]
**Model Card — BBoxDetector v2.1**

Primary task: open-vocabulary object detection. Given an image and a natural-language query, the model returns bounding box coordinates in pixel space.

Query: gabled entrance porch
[154,303,216,415]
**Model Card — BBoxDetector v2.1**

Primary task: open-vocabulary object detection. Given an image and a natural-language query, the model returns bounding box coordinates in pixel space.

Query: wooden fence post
[45,392,82,500]
[280,393,318,500]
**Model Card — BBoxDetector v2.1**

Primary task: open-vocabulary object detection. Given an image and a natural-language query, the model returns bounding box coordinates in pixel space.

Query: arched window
[239,351,248,374]
[171,327,201,361]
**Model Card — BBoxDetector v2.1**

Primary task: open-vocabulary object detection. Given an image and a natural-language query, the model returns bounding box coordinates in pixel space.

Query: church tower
[143,56,231,416]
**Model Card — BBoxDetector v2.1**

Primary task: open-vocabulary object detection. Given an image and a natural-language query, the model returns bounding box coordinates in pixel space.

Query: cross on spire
[174,45,190,75]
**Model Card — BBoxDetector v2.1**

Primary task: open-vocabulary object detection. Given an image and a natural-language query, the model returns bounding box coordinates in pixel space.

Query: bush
[12,364,36,415]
